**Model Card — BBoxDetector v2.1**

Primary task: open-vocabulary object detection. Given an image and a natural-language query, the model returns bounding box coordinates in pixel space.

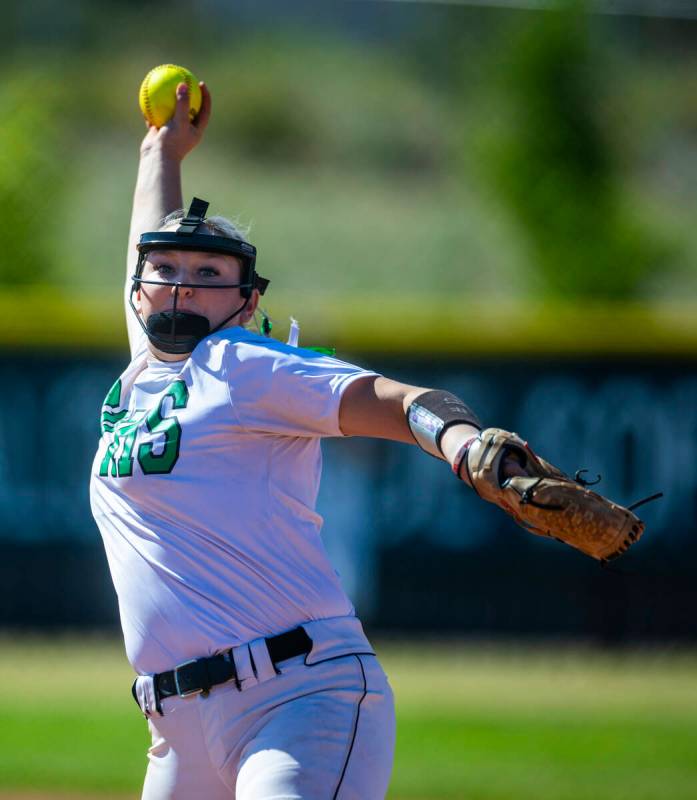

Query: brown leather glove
[462,428,644,561]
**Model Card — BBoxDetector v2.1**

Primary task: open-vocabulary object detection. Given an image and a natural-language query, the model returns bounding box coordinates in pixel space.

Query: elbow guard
[407,390,482,458]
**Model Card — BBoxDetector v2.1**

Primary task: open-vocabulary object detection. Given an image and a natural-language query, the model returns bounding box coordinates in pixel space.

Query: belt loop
[232,644,258,691]
[226,649,241,690]
[249,637,278,683]
[133,675,163,718]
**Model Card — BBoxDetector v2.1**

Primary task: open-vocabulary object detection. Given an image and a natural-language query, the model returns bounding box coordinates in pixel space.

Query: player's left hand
[141,81,212,162]
[463,428,647,561]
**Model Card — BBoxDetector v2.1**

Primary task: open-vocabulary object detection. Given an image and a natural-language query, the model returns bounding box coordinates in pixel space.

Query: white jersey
[89,327,376,675]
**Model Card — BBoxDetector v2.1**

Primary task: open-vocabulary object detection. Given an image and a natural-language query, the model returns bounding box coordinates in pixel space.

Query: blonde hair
[160,209,252,242]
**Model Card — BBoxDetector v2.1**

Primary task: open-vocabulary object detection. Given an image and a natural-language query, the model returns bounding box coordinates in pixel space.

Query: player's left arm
[338,375,493,473]
[339,374,648,561]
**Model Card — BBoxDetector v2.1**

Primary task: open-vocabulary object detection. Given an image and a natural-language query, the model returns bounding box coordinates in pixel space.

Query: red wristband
[452,436,478,483]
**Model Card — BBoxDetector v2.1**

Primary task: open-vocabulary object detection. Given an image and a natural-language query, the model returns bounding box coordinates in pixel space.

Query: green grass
[5,36,697,360]
[385,643,697,799]
[5,84,697,357]
[5,139,697,357]
[1,637,696,799]
[0,637,144,796]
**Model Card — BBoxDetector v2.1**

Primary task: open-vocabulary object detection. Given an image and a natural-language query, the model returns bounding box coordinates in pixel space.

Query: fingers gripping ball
[139,64,202,128]
[465,428,645,561]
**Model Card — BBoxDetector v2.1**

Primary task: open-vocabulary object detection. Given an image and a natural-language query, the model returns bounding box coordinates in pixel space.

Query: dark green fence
[0,351,690,641]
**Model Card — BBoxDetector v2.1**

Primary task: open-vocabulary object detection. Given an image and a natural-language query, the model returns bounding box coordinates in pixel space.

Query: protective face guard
[130,197,269,355]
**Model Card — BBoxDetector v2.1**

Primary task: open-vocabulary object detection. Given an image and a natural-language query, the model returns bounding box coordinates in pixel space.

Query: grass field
[1,636,696,799]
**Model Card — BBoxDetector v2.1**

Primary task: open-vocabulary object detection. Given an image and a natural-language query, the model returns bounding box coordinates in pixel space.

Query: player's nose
[171,283,194,298]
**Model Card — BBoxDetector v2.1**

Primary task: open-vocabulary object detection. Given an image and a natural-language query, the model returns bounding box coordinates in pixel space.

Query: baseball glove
[461,428,648,561]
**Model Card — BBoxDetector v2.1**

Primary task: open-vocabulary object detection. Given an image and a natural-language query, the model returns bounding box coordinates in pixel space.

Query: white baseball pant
[133,619,396,799]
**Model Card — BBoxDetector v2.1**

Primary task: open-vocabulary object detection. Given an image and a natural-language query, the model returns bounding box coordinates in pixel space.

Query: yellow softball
[139,64,203,128]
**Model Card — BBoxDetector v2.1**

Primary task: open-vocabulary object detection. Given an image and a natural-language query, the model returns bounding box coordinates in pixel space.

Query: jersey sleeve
[225,337,378,437]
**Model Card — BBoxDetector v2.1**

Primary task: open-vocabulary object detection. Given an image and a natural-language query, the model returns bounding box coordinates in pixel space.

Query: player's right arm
[125,81,212,353]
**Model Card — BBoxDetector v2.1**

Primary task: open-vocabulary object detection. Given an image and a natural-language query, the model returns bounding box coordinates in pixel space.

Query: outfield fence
[0,349,693,641]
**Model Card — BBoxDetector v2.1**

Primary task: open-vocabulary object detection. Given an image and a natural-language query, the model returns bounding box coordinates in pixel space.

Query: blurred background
[1,1,696,798]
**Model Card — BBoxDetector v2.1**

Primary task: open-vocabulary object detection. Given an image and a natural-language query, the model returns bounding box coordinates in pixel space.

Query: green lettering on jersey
[137,380,190,475]
[100,379,127,434]
[99,413,144,478]
[98,378,190,478]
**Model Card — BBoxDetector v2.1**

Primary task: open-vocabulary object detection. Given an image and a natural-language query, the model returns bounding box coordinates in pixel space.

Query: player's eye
[153,263,174,276]
[198,267,220,278]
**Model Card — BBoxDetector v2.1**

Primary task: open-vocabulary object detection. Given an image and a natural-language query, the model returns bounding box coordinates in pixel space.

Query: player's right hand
[141,81,212,162]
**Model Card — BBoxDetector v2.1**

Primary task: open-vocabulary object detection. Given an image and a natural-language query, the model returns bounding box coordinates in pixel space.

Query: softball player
[90,82,516,799]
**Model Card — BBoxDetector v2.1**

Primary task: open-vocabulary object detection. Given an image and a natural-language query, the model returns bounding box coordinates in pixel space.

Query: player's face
[137,248,258,335]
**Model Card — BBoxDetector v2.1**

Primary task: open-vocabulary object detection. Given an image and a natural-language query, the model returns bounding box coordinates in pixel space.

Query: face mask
[131,197,269,356]
[132,279,250,355]
[145,309,211,355]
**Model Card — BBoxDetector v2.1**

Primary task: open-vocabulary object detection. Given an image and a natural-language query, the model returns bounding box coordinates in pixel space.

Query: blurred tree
[479,2,667,299]
[215,72,316,163]
[0,72,67,285]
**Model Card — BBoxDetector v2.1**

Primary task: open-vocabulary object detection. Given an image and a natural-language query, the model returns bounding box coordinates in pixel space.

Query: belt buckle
[173,658,206,697]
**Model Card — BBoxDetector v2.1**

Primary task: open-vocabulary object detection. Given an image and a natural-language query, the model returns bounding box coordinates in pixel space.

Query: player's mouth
[163,304,200,314]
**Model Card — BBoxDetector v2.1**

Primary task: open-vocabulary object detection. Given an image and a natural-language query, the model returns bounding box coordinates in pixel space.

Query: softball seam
[140,65,196,127]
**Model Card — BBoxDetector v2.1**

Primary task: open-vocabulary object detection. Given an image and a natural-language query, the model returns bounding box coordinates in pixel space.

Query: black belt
[151,627,312,702]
